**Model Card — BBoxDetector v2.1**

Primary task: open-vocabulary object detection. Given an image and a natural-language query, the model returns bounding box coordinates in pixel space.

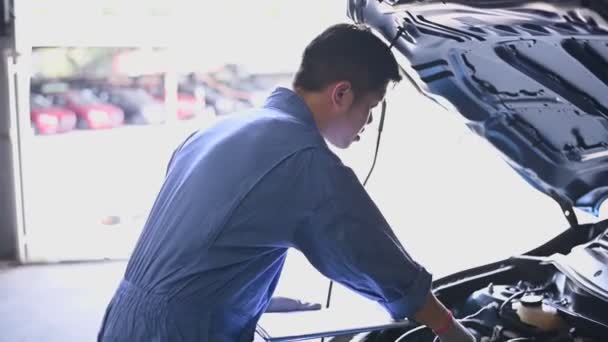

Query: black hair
[293,23,402,95]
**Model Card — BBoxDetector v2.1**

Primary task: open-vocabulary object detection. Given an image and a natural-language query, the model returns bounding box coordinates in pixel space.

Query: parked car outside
[97,88,166,125]
[149,89,205,120]
[29,93,77,135]
[49,89,124,130]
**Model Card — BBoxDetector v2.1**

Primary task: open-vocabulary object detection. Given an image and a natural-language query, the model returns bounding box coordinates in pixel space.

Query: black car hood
[349,0,608,216]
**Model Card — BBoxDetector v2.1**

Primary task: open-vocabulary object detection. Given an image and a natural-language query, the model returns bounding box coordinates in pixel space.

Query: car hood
[76,103,120,114]
[349,0,608,216]
[31,107,74,117]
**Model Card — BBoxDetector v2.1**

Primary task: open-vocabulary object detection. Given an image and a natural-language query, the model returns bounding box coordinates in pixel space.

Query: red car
[152,92,203,120]
[50,90,124,130]
[30,94,77,135]
[175,93,199,120]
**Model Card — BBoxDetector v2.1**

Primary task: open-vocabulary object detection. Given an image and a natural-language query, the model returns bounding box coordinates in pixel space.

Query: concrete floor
[0,261,126,342]
[0,260,354,342]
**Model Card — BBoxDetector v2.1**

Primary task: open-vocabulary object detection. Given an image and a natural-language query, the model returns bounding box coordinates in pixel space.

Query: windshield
[119,89,156,104]
[71,90,102,106]
[30,94,53,109]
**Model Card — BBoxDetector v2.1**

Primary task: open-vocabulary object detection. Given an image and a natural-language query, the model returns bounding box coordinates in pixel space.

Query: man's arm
[292,151,474,341]
[292,152,432,319]
[414,292,452,331]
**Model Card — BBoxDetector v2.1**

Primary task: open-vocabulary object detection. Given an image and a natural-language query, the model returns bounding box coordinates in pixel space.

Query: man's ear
[331,81,353,109]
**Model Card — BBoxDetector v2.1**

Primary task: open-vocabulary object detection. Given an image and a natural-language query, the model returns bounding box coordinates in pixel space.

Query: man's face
[326,85,385,149]
[348,90,384,147]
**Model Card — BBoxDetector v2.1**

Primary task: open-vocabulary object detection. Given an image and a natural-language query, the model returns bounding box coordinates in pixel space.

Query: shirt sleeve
[292,149,432,319]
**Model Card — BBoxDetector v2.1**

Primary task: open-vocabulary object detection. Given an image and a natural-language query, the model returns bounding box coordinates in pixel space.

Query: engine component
[512,295,567,332]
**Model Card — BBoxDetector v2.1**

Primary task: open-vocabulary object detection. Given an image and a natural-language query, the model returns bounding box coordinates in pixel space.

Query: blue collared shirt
[98,87,432,342]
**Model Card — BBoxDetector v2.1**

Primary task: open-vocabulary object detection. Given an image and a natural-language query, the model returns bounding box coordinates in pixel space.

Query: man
[98,24,475,342]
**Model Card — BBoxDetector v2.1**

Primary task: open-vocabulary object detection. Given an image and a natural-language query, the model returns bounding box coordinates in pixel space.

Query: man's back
[98,88,330,341]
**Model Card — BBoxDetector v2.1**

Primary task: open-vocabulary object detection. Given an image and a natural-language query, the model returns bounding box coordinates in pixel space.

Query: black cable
[324,280,333,308]
[364,99,387,186]
[324,100,388,313]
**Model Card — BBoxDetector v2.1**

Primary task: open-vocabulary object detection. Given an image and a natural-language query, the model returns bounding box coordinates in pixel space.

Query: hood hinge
[551,191,579,227]
[558,201,579,228]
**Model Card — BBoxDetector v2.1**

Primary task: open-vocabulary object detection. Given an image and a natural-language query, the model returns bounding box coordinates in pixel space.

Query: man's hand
[413,292,475,342]
[435,318,476,342]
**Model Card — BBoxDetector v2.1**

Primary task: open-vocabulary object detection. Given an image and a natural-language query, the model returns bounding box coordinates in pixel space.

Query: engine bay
[358,224,608,342]
[452,276,606,342]
[386,274,607,341]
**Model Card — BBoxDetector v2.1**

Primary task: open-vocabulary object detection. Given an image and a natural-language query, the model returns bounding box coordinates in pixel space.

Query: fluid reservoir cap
[521,295,543,307]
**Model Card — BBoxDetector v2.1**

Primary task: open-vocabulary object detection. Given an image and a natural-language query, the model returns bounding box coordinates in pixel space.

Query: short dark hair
[293,23,402,95]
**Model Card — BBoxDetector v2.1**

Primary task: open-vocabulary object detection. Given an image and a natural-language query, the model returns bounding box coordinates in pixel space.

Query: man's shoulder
[219,106,303,128]
[287,144,349,176]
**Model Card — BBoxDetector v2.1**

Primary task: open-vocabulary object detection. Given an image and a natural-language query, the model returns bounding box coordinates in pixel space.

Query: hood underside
[349,0,608,215]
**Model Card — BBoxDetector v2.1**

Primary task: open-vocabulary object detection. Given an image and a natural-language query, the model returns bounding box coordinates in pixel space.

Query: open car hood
[349,0,608,216]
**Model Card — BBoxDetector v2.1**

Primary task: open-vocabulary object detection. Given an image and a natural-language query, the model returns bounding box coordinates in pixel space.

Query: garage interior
[3,1,608,342]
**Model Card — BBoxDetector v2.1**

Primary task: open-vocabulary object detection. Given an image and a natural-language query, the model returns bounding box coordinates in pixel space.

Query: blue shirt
[98,87,432,342]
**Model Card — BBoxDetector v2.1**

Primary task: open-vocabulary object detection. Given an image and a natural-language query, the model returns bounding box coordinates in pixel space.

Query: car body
[175,93,200,120]
[151,91,204,120]
[190,67,283,115]
[317,1,608,341]
[178,78,245,116]
[50,90,124,130]
[217,69,288,108]
[29,94,77,135]
[97,88,166,125]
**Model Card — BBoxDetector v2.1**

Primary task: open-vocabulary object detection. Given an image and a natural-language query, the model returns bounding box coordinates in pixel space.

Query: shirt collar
[263,87,316,127]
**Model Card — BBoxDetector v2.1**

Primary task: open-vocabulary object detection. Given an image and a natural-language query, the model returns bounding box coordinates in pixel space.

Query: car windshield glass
[72,90,102,106]
[120,89,155,104]
[30,95,53,108]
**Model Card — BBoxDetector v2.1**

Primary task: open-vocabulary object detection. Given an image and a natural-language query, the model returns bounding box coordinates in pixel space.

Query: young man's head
[293,23,402,148]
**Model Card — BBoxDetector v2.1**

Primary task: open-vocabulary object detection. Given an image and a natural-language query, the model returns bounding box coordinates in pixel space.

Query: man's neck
[293,87,330,135]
